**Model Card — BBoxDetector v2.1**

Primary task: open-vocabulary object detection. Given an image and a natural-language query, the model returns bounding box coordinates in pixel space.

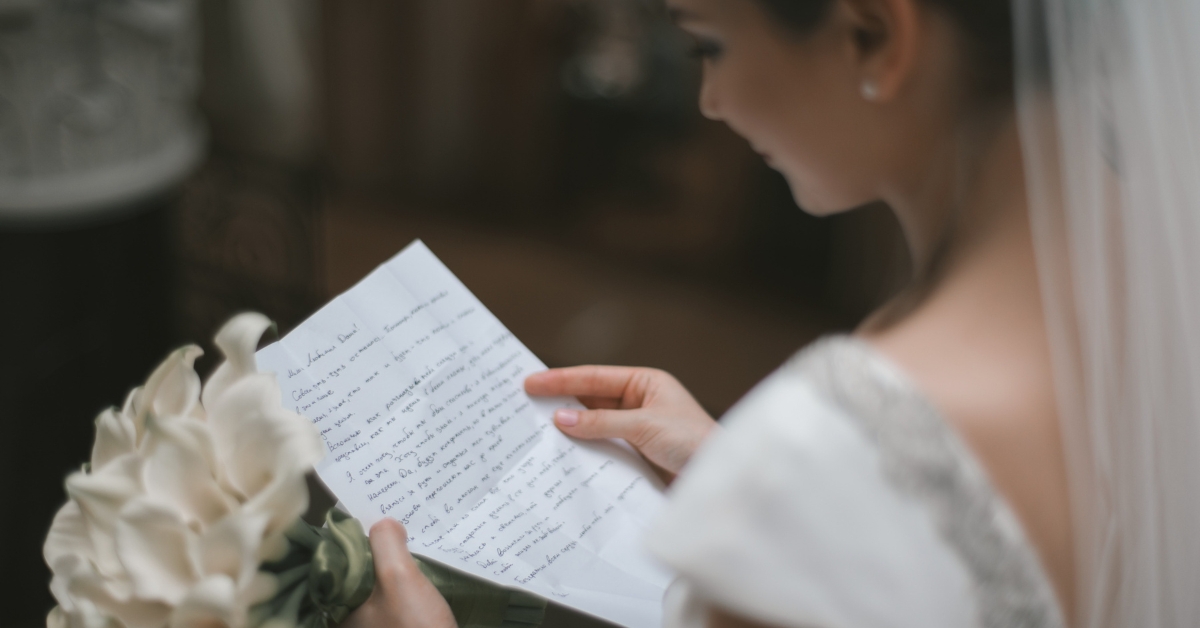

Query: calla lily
[128,346,206,435]
[92,408,138,472]
[46,503,93,572]
[208,374,305,499]
[197,511,269,592]
[201,313,273,414]
[44,313,324,628]
[58,555,170,628]
[66,455,146,580]
[115,500,202,604]
[140,415,235,528]
[168,576,238,628]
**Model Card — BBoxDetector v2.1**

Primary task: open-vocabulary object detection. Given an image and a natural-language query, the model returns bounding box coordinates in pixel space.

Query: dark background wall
[0,1,909,625]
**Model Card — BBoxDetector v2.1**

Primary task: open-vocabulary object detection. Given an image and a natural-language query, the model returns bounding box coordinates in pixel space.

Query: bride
[345,0,1200,627]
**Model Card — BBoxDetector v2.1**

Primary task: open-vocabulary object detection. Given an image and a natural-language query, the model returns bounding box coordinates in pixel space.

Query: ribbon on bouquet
[249,510,547,628]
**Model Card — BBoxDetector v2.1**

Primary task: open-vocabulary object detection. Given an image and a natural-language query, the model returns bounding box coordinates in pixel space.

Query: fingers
[525,365,647,401]
[553,407,648,445]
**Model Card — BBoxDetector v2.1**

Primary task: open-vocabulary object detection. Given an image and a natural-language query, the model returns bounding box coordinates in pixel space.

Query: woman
[346,0,1200,627]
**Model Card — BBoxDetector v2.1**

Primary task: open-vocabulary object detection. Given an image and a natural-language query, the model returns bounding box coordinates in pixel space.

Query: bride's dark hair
[757,0,1014,102]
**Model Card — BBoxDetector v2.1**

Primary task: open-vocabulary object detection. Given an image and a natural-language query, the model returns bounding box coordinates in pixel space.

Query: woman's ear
[837,0,922,102]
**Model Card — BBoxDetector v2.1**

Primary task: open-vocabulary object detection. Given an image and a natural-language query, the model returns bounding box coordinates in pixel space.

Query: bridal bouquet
[43,313,338,628]
[43,314,546,628]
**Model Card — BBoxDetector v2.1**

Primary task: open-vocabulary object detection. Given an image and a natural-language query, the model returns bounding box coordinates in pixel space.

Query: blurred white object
[0,0,205,223]
[1016,0,1200,626]
[43,313,324,628]
[561,0,647,100]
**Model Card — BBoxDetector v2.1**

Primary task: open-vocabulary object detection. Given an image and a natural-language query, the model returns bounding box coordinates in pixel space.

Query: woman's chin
[776,168,869,216]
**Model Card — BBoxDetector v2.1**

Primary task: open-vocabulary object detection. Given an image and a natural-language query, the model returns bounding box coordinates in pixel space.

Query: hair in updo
[756,0,1014,102]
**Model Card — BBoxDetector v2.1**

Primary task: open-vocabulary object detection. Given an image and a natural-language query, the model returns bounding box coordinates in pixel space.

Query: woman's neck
[933,111,1033,281]
[864,109,1035,332]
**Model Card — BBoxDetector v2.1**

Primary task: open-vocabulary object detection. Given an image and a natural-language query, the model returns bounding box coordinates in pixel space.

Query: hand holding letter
[524,366,717,482]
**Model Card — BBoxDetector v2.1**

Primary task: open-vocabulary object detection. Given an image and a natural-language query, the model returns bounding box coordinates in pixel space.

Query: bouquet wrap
[250,509,546,628]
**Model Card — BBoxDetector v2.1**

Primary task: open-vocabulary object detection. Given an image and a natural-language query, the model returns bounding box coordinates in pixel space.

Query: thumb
[369,518,423,582]
[554,407,648,445]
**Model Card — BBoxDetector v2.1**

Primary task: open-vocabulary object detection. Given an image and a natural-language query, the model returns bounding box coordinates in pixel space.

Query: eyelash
[689,40,724,61]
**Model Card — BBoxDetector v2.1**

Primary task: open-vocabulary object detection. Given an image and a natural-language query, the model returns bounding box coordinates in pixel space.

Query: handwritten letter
[256,241,670,628]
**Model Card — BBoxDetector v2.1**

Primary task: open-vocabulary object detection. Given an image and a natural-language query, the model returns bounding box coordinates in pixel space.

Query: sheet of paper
[256,240,672,628]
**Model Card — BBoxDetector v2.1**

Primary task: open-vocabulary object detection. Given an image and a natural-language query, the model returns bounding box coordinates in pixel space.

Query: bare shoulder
[866,291,1057,440]
[860,278,1075,622]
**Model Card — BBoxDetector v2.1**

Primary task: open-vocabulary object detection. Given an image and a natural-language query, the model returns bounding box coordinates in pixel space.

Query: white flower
[44,313,325,628]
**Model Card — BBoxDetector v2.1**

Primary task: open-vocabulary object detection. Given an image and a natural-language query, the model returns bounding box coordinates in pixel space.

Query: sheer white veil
[1015,0,1200,626]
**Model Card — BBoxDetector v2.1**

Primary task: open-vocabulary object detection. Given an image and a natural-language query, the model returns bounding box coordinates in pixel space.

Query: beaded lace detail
[790,336,1066,628]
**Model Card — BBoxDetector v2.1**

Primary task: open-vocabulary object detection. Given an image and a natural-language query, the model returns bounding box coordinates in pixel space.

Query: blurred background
[0,0,909,625]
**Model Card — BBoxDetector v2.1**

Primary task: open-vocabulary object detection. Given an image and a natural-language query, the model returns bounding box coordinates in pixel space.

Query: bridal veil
[1015,0,1200,626]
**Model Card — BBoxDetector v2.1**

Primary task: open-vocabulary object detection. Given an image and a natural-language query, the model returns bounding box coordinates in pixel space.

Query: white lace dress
[644,336,1066,628]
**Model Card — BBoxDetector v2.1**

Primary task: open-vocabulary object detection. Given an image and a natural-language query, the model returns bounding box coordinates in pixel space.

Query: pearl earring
[860,80,880,101]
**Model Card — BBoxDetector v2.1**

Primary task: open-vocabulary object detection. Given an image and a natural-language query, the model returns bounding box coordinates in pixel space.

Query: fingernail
[555,409,579,427]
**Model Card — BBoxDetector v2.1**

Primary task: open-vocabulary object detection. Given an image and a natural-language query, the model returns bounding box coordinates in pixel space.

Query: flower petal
[45,595,124,628]
[92,408,138,471]
[197,511,268,591]
[60,554,170,628]
[206,374,322,504]
[120,388,137,417]
[168,575,237,628]
[241,572,278,610]
[244,472,311,564]
[140,415,235,528]
[46,605,69,628]
[114,499,200,605]
[129,346,205,437]
[45,501,95,574]
[66,454,144,578]
[200,313,273,413]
